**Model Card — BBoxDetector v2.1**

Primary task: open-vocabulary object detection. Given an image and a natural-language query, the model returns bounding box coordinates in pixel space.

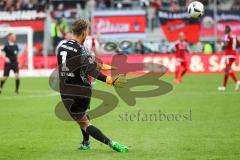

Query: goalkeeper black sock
[81,128,90,144]
[0,80,6,90]
[15,79,20,93]
[86,125,111,146]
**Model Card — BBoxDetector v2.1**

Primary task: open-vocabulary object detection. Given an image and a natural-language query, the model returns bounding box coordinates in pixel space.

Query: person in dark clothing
[56,19,128,152]
[0,33,20,94]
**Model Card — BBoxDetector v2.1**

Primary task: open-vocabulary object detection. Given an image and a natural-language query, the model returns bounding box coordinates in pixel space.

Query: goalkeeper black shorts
[61,95,91,121]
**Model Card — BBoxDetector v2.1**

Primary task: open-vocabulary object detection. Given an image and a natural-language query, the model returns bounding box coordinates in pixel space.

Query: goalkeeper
[56,19,128,153]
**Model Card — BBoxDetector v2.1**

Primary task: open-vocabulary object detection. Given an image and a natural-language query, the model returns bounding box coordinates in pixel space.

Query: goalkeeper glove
[106,74,127,88]
[97,63,117,70]
[101,64,117,70]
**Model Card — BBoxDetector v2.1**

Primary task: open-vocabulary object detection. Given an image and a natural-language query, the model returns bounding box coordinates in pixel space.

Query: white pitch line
[182,91,240,95]
[0,90,238,101]
[0,92,59,100]
[21,89,55,94]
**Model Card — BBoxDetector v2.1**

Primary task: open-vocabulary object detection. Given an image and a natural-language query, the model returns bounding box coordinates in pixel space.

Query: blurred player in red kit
[83,35,113,70]
[218,26,240,92]
[169,32,190,84]
[83,35,97,56]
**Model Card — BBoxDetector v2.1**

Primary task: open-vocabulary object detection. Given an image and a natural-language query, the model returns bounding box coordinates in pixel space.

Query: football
[188,1,204,18]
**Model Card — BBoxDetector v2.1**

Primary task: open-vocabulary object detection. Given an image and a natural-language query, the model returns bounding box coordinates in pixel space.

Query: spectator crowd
[0,0,49,12]
[3,0,239,12]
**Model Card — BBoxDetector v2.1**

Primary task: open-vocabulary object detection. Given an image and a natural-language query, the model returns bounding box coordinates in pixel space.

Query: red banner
[158,10,200,43]
[200,21,240,38]
[93,10,146,38]
[200,10,240,38]
[1,54,240,74]
[0,20,44,32]
[98,54,240,74]
[158,9,240,41]
[161,20,200,43]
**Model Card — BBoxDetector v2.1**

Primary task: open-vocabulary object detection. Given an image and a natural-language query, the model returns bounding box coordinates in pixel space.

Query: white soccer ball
[188,1,204,18]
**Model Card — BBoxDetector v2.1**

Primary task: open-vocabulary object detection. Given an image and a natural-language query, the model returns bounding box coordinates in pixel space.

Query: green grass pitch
[0,74,240,160]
